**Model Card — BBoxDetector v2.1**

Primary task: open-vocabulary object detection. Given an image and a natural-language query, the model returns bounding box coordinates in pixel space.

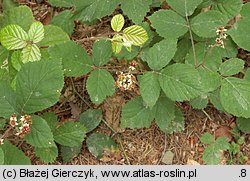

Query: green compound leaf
[121,0,152,24]
[47,0,89,8]
[0,24,28,50]
[200,132,214,145]
[21,44,41,63]
[0,81,16,119]
[28,21,44,43]
[86,69,115,104]
[111,34,123,54]
[202,135,229,165]
[41,112,58,132]
[53,121,86,147]
[220,77,250,118]
[111,14,125,32]
[191,10,228,38]
[79,109,102,133]
[190,95,208,109]
[159,64,204,101]
[0,6,34,32]
[86,133,118,159]
[236,117,250,134]
[123,25,148,46]
[241,2,250,18]
[61,144,82,163]
[212,0,242,19]
[16,60,64,113]
[51,10,74,35]
[0,140,31,165]
[77,0,120,23]
[0,119,6,130]
[35,144,58,163]
[38,25,70,46]
[2,0,18,11]
[166,0,203,17]
[139,72,161,109]
[228,18,250,51]
[0,148,4,165]
[24,115,54,148]
[48,41,93,77]
[120,96,154,128]
[219,58,245,76]
[208,89,225,111]
[149,10,188,39]
[11,50,22,71]
[153,97,174,131]
[157,107,185,134]
[92,40,112,66]
[141,39,177,70]
[173,37,192,63]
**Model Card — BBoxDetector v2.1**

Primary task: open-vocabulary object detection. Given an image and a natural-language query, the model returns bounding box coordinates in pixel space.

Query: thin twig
[202,109,213,121]
[0,126,12,140]
[70,78,91,108]
[76,32,121,42]
[117,135,131,165]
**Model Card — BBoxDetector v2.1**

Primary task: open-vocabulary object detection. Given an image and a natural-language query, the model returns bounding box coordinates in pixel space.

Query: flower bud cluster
[9,114,32,137]
[115,60,138,91]
[215,27,228,48]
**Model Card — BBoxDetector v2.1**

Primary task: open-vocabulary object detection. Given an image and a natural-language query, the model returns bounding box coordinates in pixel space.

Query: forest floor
[9,0,250,165]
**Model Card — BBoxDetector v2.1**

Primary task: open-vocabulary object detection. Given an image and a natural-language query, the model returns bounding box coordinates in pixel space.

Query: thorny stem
[101,119,130,165]
[185,15,197,67]
[76,32,122,42]
[0,126,12,140]
[70,78,92,108]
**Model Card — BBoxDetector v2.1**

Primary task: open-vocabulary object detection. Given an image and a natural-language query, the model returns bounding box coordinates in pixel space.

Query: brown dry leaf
[215,126,232,141]
[102,93,125,132]
[69,102,81,120]
[187,159,200,165]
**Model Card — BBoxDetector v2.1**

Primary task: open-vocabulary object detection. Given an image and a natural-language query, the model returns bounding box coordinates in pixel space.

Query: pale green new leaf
[48,41,93,77]
[24,115,54,148]
[0,24,28,50]
[166,0,203,16]
[191,10,228,38]
[86,133,118,159]
[0,6,34,32]
[123,25,148,46]
[28,21,44,43]
[38,25,70,46]
[228,18,250,51]
[0,140,31,165]
[159,64,204,101]
[16,60,64,113]
[139,72,161,109]
[86,69,115,104]
[219,58,245,76]
[53,122,86,147]
[149,10,188,39]
[220,77,250,118]
[51,10,74,35]
[111,34,123,54]
[120,96,154,128]
[121,0,152,24]
[212,0,242,19]
[141,39,177,70]
[21,44,41,63]
[92,40,112,66]
[111,14,125,32]
[35,144,58,163]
